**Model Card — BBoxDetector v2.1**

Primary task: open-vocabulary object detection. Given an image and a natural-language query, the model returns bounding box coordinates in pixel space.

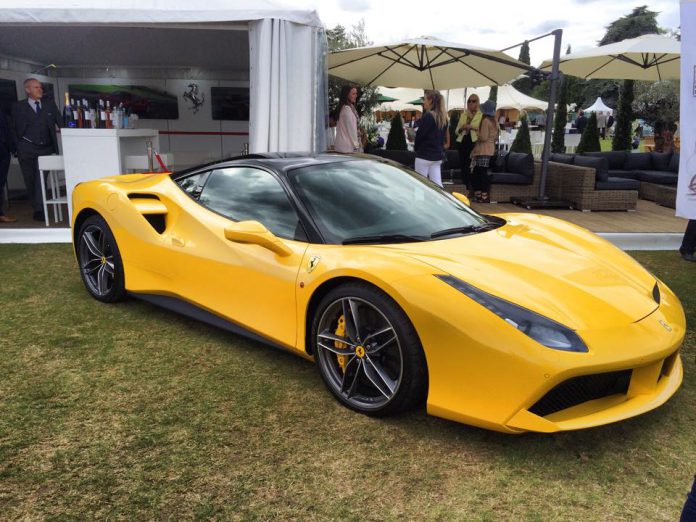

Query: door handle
[171,236,185,247]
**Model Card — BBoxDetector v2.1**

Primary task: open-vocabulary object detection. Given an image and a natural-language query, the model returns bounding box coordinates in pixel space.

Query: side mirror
[452,191,471,206]
[224,220,292,257]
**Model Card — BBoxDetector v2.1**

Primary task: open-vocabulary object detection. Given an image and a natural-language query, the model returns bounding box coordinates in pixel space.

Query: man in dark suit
[11,78,62,221]
[0,109,16,223]
[575,110,587,134]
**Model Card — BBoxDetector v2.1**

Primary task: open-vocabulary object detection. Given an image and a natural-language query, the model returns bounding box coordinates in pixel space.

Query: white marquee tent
[447,84,548,113]
[0,0,327,153]
[583,97,614,114]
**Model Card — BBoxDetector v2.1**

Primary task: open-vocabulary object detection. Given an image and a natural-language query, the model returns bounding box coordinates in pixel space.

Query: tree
[510,115,532,154]
[576,112,601,153]
[488,85,498,102]
[327,21,380,119]
[448,111,460,150]
[632,80,680,127]
[599,6,664,45]
[511,41,532,95]
[612,80,634,151]
[386,112,407,150]
[551,75,568,153]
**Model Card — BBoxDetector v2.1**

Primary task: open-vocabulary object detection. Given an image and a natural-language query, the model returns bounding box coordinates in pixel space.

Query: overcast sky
[281,0,680,66]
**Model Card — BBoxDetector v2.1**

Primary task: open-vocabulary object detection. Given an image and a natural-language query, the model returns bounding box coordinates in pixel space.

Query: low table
[639,182,676,209]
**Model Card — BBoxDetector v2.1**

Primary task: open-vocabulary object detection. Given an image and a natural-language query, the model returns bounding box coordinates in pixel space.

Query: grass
[0,244,694,520]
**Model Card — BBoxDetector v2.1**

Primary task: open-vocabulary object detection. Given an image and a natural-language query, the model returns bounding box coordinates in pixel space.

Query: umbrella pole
[538,29,562,200]
[518,29,573,209]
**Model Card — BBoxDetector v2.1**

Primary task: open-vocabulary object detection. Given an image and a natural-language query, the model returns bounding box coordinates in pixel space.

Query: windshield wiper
[430,223,497,239]
[342,234,427,245]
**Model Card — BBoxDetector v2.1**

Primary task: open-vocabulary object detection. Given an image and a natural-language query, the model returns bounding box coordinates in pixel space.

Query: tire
[76,214,126,303]
[311,282,428,417]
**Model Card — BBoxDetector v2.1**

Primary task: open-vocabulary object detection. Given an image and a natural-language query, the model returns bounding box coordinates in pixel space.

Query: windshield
[287,159,493,244]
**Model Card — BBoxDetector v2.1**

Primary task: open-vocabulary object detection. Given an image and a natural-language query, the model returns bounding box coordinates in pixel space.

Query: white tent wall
[249,18,325,153]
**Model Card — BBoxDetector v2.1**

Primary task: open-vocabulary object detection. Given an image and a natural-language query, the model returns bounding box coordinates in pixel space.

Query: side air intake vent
[128,194,168,235]
[144,214,166,234]
[128,193,160,200]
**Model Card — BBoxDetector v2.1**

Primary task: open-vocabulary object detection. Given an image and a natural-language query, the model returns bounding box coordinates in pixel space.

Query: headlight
[436,275,588,353]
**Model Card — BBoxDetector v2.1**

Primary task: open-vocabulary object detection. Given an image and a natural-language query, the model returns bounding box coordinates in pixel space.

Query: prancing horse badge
[307,255,321,273]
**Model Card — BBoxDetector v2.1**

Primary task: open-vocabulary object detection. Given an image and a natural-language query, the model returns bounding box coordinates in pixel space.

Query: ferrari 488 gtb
[71,153,684,433]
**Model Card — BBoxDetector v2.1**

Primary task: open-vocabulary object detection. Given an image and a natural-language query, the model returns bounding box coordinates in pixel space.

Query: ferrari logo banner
[677,0,696,219]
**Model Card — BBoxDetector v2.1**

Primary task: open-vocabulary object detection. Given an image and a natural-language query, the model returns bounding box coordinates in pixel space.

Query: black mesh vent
[530,370,632,417]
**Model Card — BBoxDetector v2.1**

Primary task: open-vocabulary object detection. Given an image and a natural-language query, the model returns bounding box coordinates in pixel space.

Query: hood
[388,213,657,331]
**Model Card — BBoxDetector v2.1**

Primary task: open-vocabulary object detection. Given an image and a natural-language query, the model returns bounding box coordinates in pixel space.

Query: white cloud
[336,0,371,13]
[283,0,680,66]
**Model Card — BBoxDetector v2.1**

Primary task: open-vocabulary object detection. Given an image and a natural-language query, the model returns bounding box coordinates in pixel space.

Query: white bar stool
[37,155,66,227]
[124,153,174,173]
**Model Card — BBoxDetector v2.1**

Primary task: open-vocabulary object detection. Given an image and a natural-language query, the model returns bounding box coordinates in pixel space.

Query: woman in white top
[334,85,362,153]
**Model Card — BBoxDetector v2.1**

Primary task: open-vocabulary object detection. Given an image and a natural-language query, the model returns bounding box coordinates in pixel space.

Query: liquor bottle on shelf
[63,92,76,127]
[99,99,106,129]
[69,98,78,128]
[105,101,112,129]
[76,100,84,129]
[87,99,95,129]
[122,106,130,129]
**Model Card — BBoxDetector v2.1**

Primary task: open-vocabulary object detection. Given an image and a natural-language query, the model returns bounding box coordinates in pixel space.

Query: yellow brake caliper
[335,315,348,372]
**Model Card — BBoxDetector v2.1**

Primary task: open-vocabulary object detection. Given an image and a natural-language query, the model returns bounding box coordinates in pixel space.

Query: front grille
[530,370,632,417]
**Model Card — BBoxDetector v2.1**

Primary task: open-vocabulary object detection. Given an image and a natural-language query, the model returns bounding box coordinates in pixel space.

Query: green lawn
[0,245,694,520]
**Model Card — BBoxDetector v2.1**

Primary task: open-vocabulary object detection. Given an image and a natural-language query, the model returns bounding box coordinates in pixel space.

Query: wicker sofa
[550,151,679,209]
[546,163,639,211]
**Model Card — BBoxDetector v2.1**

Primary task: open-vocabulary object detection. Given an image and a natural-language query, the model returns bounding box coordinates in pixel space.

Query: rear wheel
[76,214,126,303]
[312,282,427,417]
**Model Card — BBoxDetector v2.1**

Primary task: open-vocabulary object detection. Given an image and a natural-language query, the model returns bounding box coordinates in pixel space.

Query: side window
[176,171,211,200]
[199,167,304,241]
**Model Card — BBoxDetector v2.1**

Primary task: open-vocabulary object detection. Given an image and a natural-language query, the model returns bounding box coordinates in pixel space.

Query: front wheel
[76,214,126,303]
[312,282,428,417]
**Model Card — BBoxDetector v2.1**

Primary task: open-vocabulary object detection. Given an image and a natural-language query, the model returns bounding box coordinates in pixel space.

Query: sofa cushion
[550,153,574,164]
[650,152,673,171]
[379,149,415,168]
[490,172,531,185]
[490,152,508,173]
[624,152,652,171]
[668,152,680,173]
[574,155,609,182]
[608,169,639,180]
[584,151,627,170]
[635,171,679,185]
[595,177,641,191]
[505,152,534,180]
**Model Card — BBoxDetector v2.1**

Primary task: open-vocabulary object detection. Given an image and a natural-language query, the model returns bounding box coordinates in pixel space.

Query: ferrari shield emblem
[307,255,321,273]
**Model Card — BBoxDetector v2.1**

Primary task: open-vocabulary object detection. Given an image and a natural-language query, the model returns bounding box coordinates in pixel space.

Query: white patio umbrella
[539,34,680,81]
[329,36,530,89]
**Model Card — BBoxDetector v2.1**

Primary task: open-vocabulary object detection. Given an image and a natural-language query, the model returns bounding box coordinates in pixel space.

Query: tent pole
[538,29,562,200]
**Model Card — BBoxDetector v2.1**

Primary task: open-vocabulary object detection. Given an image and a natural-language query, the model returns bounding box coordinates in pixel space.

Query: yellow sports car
[71,153,684,433]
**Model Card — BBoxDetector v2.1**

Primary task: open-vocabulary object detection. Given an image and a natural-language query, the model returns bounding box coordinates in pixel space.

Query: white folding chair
[37,155,66,227]
[565,133,582,153]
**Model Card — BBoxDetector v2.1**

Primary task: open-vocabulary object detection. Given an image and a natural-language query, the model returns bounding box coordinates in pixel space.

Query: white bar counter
[61,128,160,221]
